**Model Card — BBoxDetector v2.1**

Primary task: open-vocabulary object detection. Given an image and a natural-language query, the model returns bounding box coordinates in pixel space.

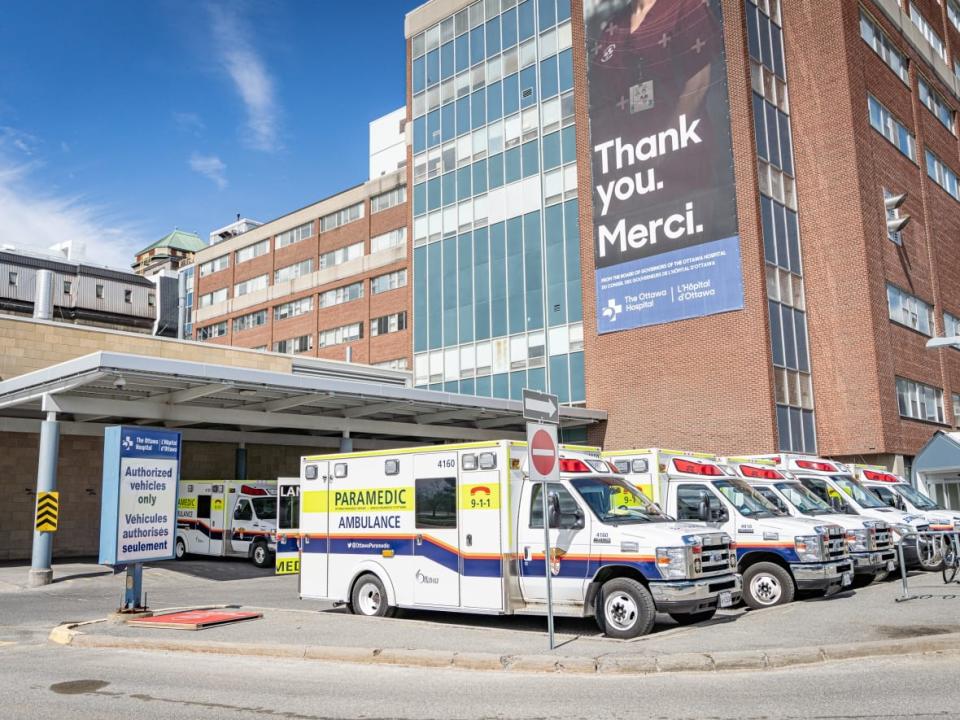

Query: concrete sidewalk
[43,565,960,675]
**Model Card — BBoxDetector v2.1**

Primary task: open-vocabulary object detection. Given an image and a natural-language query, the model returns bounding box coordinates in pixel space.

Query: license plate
[841,571,853,587]
[718,590,733,608]
[886,560,896,572]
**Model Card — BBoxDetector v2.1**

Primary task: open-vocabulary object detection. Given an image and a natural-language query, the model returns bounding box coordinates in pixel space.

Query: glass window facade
[410,0,582,402]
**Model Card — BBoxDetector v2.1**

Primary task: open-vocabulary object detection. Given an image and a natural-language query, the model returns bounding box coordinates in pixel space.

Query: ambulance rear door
[457,448,504,611]
[276,478,301,575]
[300,462,329,598]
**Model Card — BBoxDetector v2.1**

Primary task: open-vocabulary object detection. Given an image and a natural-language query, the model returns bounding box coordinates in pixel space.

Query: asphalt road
[0,643,957,720]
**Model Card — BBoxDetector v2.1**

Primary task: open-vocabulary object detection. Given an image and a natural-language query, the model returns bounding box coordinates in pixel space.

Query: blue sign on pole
[99,426,181,567]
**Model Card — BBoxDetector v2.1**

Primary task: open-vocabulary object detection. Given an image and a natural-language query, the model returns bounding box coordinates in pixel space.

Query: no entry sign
[526,423,559,483]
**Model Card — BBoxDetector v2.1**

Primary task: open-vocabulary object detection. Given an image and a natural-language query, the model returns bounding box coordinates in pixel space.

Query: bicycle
[943,533,960,584]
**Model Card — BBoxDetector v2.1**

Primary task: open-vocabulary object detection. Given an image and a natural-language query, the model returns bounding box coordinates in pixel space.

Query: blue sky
[0,1,421,265]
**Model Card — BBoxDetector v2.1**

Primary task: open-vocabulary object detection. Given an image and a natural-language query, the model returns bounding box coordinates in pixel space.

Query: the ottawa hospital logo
[415,570,438,585]
[602,297,622,323]
[122,435,134,450]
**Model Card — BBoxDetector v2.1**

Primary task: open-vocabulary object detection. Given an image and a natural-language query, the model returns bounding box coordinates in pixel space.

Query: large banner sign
[583,0,743,333]
[99,426,181,566]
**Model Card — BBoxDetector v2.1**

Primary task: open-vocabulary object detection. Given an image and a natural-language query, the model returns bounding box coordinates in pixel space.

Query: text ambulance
[176,480,277,568]
[602,449,853,609]
[298,442,741,639]
[721,458,896,582]
[851,465,959,532]
[739,455,936,571]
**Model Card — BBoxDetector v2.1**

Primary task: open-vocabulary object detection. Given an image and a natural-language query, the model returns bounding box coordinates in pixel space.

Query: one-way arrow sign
[522,388,559,424]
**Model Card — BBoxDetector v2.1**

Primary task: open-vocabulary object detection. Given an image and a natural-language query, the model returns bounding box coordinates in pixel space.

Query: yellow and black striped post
[35,492,59,532]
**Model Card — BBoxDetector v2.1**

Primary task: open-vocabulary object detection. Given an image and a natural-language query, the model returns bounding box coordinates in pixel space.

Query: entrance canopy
[0,352,605,448]
[913,431,960,510]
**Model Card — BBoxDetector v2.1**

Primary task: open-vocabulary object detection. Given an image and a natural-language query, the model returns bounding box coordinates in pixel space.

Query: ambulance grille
[699,535,734,576]
[824,527,848,561]
[871,527,893,552]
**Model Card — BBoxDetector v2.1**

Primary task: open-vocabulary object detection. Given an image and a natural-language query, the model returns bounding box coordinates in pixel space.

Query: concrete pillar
[235,442,247,480]
[339,431,353,453]
[29,413,60,587]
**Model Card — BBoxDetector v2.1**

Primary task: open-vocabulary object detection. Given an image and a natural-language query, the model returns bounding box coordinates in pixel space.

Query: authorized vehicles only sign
[99,426,181,565]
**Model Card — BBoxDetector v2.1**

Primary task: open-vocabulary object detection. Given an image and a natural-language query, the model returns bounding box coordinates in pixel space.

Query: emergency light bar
[862,469,899,483]
[560,458,591,473]
[795,460,837,473]
[738,464,784,480]
[241,484,269,496]
[673,458,723,476]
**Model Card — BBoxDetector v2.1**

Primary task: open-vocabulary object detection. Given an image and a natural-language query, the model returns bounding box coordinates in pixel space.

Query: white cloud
[0,162,146,265]
[189,152,228,189]
[209,4,280,152]
[173,111,205,134]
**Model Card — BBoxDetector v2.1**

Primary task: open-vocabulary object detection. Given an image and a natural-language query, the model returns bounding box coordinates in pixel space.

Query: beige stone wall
[0,314,293,381]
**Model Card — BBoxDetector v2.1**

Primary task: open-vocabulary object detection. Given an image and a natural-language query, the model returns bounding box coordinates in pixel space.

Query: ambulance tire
[742,562,795,609]
[251,541,271,569]
[595,577,656,639]
[175,537,187,560]
[350,573,394,618]
[668,608,717,626]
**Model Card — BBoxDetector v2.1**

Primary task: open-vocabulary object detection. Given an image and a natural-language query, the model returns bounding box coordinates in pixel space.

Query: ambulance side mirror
[548,491,562,529]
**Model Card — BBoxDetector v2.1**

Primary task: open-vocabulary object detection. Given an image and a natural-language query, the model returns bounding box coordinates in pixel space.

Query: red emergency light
[673,459,723,476]
[738,464,784,480]
[863,470,899,483]
[241,484,269,496]
[795,460,837,473]
[559,458,591,473]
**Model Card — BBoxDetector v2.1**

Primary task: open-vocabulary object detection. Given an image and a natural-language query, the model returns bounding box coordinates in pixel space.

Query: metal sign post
[524,389,560,651]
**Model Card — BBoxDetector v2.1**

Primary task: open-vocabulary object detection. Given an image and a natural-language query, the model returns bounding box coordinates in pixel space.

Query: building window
[7,271,17,286]
[868,95,915,161]
[373,358,409,370]
[274,259,313,283]
[953,393,960,425]
[896,377,945,423]
[123,289,132,303]
[233,309,267,333]
[370,227,407,253]
[197,321,228,341]
[951,0,960,33]
[63,280,72,295]
[371,186,407,213]
[319,281,363,308]
[859,8,909,84]
[275,221,314,249]
[883,188,904,245]
[319,241,364,269]
[318,322,363,347]
[273,334,313,354]
[234,274,269,297]
[944,312,960,349]
[371,269,407,294]
[918,76,955,134]
[148,293,155,307]
[199,287,228,307]
[199,254,230,277]
[320,201,364,232]
[908,2,946,62]
[235,239,270,264]
[371,311,408,337]
[274,296,313,320]
[886,284,934,335]
[926,149,960,201]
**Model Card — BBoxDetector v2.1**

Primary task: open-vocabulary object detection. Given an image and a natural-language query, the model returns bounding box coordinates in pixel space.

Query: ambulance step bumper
[793,559,853,591]
[648,573,742,614]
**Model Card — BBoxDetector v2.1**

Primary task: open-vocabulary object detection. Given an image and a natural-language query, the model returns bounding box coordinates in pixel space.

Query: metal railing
[895,530,960,602]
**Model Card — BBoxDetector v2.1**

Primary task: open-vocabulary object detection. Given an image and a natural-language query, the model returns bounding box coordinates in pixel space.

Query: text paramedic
[334,488,407,508]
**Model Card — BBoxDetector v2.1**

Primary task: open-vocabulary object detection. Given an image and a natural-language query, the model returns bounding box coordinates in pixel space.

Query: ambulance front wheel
[251,541,272,569]
[350,574,395,618]
[175,537,187,560]
[595,577,656,639]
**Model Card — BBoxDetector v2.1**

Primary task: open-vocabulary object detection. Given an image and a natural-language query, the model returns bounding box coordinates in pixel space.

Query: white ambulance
[721,458,897,582]
[739,455,936,571]
[298,441,741,639]
[175,480,278,568]
[275,477,301,575]
[851,465,959,531]
[602,449,852,610]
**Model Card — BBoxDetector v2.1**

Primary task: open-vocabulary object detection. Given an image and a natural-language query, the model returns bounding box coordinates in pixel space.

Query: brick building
[404,0,960,470]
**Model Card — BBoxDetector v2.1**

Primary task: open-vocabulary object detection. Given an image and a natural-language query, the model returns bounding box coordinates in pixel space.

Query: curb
[48,623,960,675]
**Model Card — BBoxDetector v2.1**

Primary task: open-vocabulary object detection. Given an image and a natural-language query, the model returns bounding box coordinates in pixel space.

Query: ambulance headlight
[794,535,824,562]
[656,547,690,580]
[845,529,869,553]
[892,523,914,540]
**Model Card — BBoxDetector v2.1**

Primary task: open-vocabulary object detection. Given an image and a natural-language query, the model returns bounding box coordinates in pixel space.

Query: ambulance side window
[529,483,580,529]
[870,485,900,509]
[415,477,457,528]
[676,484,713,521]
[279,492,300,530]
[756,488,787,514]
[234,499,253,521]
[197,495,211,520]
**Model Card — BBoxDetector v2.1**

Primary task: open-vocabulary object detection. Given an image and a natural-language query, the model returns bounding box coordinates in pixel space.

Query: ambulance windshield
[570,476,671,524]
[251,497,277,520]
[832,476,886,509]
[712,479,779,518]
[775,482,834,515]
[894,484,940,510]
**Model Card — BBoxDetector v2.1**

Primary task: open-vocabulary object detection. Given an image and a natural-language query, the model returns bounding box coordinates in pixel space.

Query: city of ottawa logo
[602,298,622,323]
[122,435,134,451]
